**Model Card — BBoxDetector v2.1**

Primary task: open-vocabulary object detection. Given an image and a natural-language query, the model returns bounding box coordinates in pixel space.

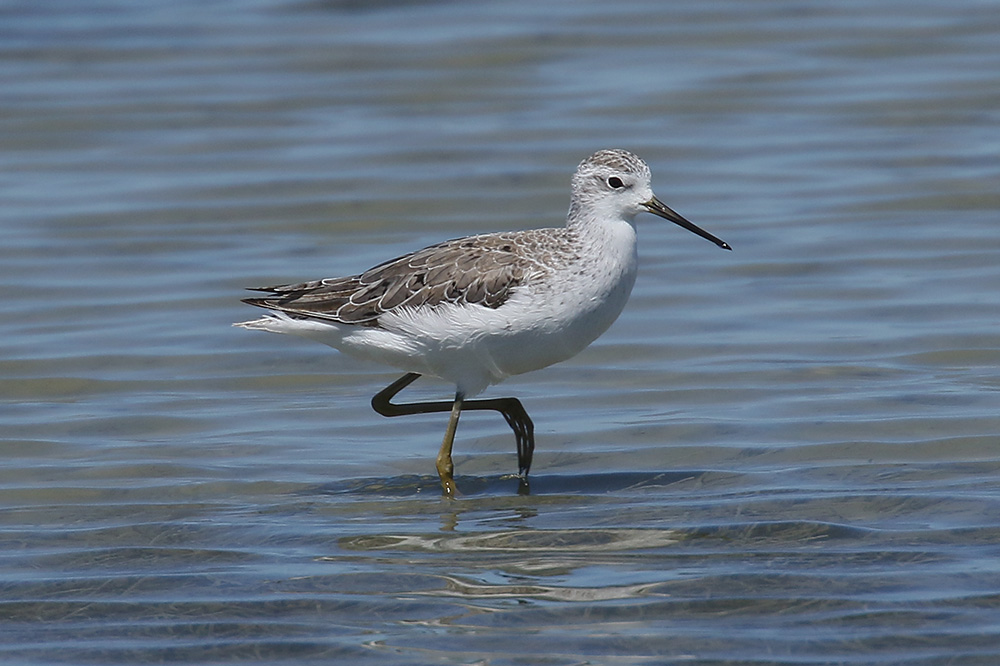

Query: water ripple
[2,0,998,663]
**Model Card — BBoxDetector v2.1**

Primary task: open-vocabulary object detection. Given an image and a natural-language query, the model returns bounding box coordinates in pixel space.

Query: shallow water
[2,0,999,664]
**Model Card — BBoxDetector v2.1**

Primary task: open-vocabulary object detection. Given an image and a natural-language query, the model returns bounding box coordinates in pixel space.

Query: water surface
[2,1,999,664]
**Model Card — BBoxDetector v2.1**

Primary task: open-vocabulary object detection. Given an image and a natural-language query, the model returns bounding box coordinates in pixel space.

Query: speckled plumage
[243,228,577,328]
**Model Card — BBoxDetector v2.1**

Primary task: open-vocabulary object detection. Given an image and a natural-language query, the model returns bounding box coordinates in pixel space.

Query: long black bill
[643,196,731,250]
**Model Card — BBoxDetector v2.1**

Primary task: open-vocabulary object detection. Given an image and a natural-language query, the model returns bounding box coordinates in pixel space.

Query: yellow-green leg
[436,394,463,496]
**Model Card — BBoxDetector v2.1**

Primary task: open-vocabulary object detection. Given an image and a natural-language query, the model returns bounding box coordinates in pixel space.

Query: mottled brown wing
[242,232,544,327]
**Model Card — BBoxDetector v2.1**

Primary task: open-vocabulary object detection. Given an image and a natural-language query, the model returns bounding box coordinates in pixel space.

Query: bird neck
[566,200,636,237]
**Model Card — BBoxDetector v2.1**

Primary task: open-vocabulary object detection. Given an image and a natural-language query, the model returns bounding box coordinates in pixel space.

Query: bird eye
[607,176,625,189]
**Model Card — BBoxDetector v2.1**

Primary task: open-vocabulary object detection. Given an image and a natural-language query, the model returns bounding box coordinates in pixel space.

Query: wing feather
[241,230,566,327]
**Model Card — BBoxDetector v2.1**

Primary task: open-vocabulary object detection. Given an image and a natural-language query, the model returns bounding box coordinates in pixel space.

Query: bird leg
[371,373,536,492]
[371,373,461,494]
[436,395,463,495]
[459,396,534,478]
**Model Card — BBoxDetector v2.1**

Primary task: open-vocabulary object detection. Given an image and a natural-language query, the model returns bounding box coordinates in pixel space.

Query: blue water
[2,0,999,664]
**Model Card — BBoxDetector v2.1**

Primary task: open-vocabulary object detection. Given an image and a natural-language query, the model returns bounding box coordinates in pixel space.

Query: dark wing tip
[244,284,291,294]
[241,296,278,308]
